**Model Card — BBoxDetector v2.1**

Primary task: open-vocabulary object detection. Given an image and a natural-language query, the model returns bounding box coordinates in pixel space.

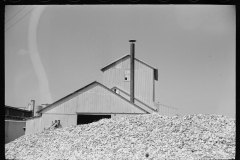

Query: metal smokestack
[28,103,31,111]
[31,100,35,117]
[129,40,136,103]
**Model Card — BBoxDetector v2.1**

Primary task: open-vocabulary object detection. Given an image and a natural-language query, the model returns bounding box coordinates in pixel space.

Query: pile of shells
[5,113,235,160]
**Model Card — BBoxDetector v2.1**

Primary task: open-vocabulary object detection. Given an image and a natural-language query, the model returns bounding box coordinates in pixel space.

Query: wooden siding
[113,87,157,113]
[26,114,77,135]
[25,117,42,135]
[112,113,146,118]
[41,114,77,131]
[75,83,146,113]
[154,103,178,117]
[103,57,155,105]
[43,92,78,114]
[27,82,148,135]
[43,83,146,115]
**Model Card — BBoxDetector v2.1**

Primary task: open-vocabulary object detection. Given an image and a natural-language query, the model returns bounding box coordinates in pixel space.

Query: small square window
[124,75,130,81]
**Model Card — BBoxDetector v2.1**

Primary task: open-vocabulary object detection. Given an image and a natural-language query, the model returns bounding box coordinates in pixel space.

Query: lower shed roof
[37,81,149,115]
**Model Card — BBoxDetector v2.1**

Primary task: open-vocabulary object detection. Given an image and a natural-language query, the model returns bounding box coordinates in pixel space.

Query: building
[26,40,177,135]
[5,105,33,144]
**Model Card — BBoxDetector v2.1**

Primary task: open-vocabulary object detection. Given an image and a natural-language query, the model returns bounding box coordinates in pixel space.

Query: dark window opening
[77,115,111,125]
[125,77,127,80]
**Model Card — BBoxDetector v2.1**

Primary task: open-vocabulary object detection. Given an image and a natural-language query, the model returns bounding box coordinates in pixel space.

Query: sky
[5,5,235,118]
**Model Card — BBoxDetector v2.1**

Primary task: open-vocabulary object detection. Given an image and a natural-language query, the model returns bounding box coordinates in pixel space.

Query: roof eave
[37,81,98,113]
[101,54,130,72]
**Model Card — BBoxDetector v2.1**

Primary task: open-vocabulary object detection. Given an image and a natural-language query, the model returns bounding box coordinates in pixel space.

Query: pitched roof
[100,54,158,81]
[5,115,27,121]
[37,81,149,114]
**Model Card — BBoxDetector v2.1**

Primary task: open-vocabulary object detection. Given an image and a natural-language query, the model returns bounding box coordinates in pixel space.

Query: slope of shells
[5,113,235,160]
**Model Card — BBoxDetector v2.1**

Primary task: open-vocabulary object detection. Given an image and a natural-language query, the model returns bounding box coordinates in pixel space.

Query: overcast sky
[5,5,235,118]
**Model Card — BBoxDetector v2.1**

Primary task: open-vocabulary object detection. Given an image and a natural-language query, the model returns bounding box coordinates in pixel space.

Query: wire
[5,5,38,32]
[5,5,26,24]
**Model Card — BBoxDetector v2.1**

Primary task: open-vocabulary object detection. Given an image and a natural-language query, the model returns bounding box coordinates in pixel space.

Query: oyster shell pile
[5,113,235,160]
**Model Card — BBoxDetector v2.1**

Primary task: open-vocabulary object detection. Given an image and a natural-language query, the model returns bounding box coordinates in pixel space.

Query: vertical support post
[129,40,136,103]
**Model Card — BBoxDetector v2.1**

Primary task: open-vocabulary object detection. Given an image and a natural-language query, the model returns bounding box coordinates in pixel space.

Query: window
[124,69,130,81]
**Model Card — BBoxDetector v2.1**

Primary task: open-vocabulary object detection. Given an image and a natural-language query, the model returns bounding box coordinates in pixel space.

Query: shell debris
[5,113,235,160]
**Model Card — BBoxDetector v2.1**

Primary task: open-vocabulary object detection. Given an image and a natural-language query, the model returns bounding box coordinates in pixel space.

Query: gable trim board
[101,54,158,81]
[111,86,157,112]
[37,81,149,114]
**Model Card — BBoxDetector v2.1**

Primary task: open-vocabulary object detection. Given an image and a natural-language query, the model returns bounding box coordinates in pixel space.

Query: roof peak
[100,54,158,81]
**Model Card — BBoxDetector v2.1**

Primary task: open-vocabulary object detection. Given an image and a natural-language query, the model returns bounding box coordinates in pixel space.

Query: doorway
[77,114,111,125]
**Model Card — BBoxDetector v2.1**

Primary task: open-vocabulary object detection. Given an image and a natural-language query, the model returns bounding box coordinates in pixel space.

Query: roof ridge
[37,81,149,114]
[100,54,158,81]
[101,54,158,71]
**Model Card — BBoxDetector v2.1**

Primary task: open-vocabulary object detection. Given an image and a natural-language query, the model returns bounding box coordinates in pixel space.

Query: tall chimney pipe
[129,40,136,103]
[31,100,35,117]
[28,103,31,111]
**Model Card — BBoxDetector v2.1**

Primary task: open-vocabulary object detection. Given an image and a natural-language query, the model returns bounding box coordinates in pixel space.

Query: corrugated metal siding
[103,58,154,105]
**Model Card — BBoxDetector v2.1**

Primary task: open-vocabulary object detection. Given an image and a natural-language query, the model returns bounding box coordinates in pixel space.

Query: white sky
[5,5,235,118]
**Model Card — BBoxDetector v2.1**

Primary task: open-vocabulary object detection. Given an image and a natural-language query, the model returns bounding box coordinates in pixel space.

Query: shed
[25,81,149,135]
